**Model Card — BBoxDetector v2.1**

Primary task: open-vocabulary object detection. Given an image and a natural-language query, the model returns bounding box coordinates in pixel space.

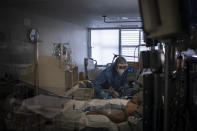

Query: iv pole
[29,28,40,96]
[34,37,39,95]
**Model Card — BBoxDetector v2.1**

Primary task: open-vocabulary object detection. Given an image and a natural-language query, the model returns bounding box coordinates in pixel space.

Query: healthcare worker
[94,56,136,99]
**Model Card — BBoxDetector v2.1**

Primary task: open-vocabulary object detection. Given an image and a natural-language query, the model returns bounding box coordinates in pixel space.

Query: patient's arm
[87,110,126,123]
[86,101,138,123]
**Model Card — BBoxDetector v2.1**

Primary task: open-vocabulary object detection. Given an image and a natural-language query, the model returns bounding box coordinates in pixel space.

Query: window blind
[121,29,140,62]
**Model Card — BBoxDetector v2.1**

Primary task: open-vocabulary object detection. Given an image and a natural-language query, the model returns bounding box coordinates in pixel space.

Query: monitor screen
[139,0,185,39]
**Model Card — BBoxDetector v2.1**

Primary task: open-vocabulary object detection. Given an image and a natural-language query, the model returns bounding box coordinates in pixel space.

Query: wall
[0,7,88,79]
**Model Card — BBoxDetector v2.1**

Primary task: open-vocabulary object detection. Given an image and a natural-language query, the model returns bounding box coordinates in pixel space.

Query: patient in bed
[86,91,143,123]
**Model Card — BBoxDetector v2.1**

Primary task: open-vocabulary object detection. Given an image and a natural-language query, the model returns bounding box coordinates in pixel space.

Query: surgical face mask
[117,69,125,76]
[117,64,127,75]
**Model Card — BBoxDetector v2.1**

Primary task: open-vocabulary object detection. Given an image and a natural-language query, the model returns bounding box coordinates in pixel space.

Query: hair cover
[114,56,127,67]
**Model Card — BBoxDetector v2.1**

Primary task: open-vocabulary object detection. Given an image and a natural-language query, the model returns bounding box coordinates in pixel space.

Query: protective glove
[120,86,139,97]
[100,91,111,99]
[109,87,120,98]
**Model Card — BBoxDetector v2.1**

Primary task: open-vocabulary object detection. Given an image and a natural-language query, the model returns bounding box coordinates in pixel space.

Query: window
[91,30,119,65]
[121,29,139,62]
[139,31,148,51]
[90,29,145,65]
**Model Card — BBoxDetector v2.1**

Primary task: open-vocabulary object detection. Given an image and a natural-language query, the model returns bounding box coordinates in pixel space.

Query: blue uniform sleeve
[119,69,131,96]
[93,68,112,99]
[94,71,106,93]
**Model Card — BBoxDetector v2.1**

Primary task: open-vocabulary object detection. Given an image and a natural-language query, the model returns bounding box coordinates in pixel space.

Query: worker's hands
[109,87,120,98]
[100,91,111,99]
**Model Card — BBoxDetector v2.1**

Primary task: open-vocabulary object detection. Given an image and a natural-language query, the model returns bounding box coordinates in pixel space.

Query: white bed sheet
[19,94,131,131]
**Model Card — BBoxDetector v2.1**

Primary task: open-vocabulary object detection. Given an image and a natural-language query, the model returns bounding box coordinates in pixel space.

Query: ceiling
[2,0,141,28]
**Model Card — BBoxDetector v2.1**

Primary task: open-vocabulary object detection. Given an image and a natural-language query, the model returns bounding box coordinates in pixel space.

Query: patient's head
[125,90,143,116]
[131,89,143,104]
[136,90,143,105]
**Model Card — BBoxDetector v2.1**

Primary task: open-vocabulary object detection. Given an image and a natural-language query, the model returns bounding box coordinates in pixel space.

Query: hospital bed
[5,85,141,131]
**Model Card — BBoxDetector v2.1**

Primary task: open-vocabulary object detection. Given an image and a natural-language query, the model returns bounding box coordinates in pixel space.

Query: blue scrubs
[93,63,129,98]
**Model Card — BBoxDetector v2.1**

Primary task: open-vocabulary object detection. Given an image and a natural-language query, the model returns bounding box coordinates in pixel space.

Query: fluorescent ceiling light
[192,55,197,58]
[121,17,129,20]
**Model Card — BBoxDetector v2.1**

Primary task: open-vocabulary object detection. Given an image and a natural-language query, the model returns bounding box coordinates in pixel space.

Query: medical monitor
[139,0,197,39]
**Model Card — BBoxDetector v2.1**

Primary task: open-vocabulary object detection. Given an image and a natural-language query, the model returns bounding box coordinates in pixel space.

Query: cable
[134,44,146,63]
[134,45,139,63]
[133,44,147,81]
[134,44,146,70]
[111,53,138,63]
